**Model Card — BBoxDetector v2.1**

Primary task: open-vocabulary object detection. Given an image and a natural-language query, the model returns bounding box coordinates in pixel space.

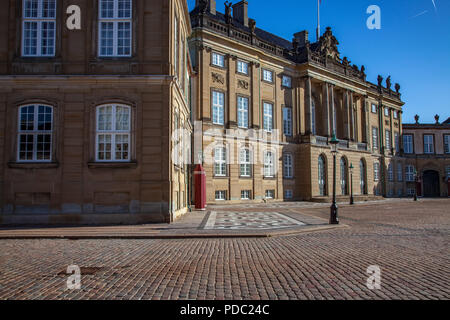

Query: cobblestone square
[0,199,448,300]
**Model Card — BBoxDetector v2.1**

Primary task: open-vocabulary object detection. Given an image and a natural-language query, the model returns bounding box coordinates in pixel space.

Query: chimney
[293,31,309,48]
[232,1,249,27]
[195,0,216,15]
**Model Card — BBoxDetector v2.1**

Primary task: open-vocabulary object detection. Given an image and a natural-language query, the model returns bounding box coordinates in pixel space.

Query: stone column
[304,76,313,135]
[349,91,355,141]
[343,90,351,140]
[330,84,336,136]
[322,83,330,137]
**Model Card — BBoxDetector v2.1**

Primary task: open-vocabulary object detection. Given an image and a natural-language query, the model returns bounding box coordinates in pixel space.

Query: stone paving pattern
[0,199,449,300]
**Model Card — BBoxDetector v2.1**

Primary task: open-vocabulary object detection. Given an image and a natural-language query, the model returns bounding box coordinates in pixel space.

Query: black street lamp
[349,163,354,205]
[330,134,339,224]
[414,168,418,201]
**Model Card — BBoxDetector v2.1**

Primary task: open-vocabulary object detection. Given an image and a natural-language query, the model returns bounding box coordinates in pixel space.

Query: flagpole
[316,0,320,41]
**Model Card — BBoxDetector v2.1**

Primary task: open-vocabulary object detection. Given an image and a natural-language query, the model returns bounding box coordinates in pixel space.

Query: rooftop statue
[386,76,392,91]
[198,0,209,14]
[317,27,340,62]
[224,1,233,24]
[377,75,383,88]
[395,83,400,93]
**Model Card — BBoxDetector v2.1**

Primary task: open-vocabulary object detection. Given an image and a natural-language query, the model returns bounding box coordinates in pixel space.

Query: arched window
[360,160,367,195]
[96,104,131,162]
[318,155,326,196]
[340,157,348,195]
[18,104,53,161]
[283,153,293,179]
[239,148,251,177]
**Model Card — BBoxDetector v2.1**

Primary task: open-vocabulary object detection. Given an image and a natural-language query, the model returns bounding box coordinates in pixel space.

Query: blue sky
[187,0,450,124]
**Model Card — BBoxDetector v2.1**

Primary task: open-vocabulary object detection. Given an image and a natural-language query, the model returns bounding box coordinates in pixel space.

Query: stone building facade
[189,0,405,204]
[0,0,193,224]
[401,116,450,197]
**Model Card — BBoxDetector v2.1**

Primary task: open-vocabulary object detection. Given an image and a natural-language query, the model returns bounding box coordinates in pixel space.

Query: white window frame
[237,96,249,128]
[98,0,132,57]
[212,52,225,67]
[265,190,275,199]
[372,127,378,150]
[22,0,57,57]
[444,135,450,154]
[282,75,292,88]
[385,130,391,150]
[393,110,398,119]
[384,107,389,117]
[405,165,415,182]
[371,104,377,113]
[239,148,251,177]
[262,69,273,83]
[264,150,275,178]
[285,190,293,199]
[263,102,273,132]
[283,107,292,136]
[17,104,53,162]
[373,162,380,181]
[403,134,413,154]
[212,91,225,125]
[388,163,394,182]
[215,190,227,201]
[424,134,434,154]
[214,146,227,177]
[237,60,248,75]
[95,104,131,162]
[241,190,251,200]
[283,153,293,179]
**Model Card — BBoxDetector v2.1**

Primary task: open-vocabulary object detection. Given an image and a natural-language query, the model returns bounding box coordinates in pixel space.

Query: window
[96,104,131,162]
[98,0,132,57]
[265,190,275,199]
[215,190,227,201]
[403,134,413,154]
[372,127,378,150]
[397,163,403,182]
[212,52,225,67]
[405,165,415,182]
[263,102,273,132]
[446,166,450,179]
[214,146,227,176]
[283,107,292,136]
[22,0,56,57]
[283,154,293,178]
[285,190,293,199]
[17,104,53,161]
[424,135,434,154]
[239,148,251,177]
[319,155,326,196]
[388,163,394,182]
[282,75,292,88]
[373,162,380,181]
[262,69,273,83]
[393,110,398,119]
[444,135,450,154]
[241,190,251,200]
[384,108,389,117]
[212,91,225,125]
[237,60,248,74]
[385,130,391,150]
[397,188,403,197]
[371,104,377,113]
[237,96,249,128]
[394,132,400,153]
[340,157,347,195]
[407,188,415,196]
[264,151,275,178]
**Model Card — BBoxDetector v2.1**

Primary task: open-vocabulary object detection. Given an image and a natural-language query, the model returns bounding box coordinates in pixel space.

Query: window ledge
[8,162,59,169]
[87,161,137,169]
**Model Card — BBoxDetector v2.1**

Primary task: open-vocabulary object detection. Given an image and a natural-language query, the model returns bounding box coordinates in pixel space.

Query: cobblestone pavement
[0,198,449,300]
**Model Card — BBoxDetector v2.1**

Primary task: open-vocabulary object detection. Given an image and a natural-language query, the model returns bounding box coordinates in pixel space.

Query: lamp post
[414,169,418,201]
[349,163,354,205]
[330,134,339,224]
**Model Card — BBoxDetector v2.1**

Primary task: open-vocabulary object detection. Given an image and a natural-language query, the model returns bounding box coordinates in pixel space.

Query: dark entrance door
[422,170,440,197]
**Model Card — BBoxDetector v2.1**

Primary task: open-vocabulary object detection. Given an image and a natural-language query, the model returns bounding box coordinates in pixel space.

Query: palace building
[189,0,405,204]
[0,0,193,224]
[402,116,450,198]
[0,0,444,225]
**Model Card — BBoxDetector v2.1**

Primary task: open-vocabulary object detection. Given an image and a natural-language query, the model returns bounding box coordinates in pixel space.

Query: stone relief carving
[316,27,340,62]
[237,79,249,90]
[212,72,225,84]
